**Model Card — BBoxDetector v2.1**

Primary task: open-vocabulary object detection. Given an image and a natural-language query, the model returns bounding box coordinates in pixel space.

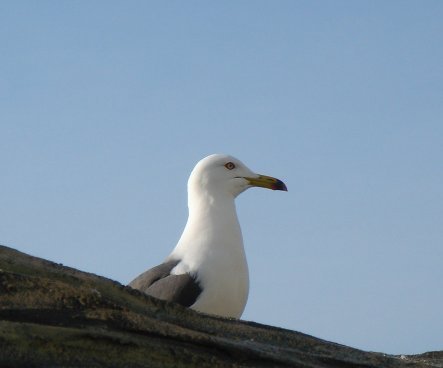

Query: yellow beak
[244,175,287,191]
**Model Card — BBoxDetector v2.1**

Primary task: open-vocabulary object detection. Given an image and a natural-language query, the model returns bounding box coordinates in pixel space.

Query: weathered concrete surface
[0,245,441,368]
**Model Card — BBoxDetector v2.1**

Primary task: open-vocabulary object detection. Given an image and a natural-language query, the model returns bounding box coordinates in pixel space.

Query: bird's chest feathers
[173,209,248,274]
[175,221,246,272]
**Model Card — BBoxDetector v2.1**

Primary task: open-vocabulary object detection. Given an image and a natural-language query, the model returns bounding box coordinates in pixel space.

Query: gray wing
[129,260,202,307]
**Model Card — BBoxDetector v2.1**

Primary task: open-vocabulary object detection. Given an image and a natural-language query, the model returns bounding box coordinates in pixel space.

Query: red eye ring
[224,162,236,170]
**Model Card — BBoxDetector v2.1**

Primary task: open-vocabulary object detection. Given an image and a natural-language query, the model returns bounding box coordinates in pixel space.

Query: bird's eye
[224,162,236,170]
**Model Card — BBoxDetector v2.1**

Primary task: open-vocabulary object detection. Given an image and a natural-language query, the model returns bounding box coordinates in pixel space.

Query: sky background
[1,1,442,355]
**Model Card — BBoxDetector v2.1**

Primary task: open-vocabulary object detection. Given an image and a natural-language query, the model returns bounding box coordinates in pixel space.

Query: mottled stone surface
[0,245,441,368]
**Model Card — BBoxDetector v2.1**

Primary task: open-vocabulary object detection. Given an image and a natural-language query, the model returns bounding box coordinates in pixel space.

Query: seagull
[129,154,287,318]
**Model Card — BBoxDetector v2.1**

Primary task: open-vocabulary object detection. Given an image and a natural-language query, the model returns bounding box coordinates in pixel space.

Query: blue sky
[1,1,442,354]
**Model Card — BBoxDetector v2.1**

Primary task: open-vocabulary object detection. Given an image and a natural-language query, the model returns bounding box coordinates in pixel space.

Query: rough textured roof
[0,245,441,368]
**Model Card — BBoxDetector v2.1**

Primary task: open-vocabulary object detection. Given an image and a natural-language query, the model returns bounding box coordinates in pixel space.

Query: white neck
[169,188,245,271]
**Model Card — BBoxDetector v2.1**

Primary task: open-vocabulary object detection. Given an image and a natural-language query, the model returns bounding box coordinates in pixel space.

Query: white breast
[190,240,249,318]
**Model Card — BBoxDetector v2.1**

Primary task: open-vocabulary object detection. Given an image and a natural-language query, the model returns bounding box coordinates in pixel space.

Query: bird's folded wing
[129,260,202,307]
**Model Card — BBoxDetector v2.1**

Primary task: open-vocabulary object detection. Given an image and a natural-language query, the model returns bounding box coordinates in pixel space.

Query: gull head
[188,154,287,200]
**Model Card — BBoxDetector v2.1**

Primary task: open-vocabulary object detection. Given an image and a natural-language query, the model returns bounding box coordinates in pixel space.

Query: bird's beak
[244,175,287,191]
